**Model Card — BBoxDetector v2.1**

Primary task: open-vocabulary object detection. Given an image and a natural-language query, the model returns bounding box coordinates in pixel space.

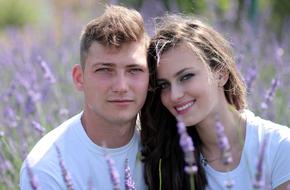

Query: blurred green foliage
[274,89,288,124]
[176,0,206,14]
[0,0,40,29]
[121,0,289,39]
[270,0,290,40]
[119,0,144,9]
[258,64,276,85]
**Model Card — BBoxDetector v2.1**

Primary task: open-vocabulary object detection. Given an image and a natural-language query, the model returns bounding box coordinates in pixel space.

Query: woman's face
[157,44,223,126]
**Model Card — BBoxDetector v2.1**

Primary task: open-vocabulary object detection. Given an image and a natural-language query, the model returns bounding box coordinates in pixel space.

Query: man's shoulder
[22,113,82,169]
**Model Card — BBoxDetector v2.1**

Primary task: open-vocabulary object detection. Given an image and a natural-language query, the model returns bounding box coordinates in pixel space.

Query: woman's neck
[195,107,246,170]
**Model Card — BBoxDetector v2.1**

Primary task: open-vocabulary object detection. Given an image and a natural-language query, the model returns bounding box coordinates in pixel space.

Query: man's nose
[112,73,129,93]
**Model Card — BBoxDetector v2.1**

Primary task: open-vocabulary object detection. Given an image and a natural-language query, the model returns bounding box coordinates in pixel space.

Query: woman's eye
[158,82,169,90]
[180,73,194,82]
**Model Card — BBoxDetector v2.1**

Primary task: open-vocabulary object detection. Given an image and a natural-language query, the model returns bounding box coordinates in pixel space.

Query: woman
[140,14,290,190]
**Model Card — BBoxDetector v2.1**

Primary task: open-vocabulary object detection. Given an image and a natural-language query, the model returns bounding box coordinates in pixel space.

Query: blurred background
[0,0,289,189]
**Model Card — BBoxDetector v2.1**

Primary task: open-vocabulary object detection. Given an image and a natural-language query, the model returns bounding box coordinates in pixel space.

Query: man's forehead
[89,41,145,52]
[92,62,146,67]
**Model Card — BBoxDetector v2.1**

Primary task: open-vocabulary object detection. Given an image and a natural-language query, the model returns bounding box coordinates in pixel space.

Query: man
[20,5,149,189]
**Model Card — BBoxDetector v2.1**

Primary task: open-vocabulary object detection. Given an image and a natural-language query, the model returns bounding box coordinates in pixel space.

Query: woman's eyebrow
[174,67,194,77]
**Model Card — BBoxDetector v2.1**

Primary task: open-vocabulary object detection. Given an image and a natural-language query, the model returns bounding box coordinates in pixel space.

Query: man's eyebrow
[92,62,115,67]
[126,64,145,68]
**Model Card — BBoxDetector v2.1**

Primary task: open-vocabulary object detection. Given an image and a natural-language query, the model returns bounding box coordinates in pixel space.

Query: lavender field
[0,0,289,189]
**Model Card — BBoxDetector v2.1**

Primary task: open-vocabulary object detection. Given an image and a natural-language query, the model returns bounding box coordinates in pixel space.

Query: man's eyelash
[95,68,112,72]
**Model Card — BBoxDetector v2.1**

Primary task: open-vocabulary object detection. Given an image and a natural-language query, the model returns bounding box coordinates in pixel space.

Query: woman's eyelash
[180,73,194,81]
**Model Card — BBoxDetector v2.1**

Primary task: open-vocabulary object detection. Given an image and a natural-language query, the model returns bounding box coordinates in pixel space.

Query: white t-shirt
[19,112,146,190]
[204,110,290,190]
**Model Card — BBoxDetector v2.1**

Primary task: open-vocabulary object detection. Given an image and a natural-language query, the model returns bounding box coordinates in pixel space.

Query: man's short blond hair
[80,5,148,69]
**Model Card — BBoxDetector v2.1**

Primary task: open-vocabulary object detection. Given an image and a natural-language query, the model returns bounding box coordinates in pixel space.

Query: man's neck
[81,112,136,148]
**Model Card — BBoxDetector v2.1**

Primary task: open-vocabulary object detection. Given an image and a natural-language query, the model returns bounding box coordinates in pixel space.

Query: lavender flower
[3,106,18,128]
[25,96,37,116]
[26,160,41,190]
[176,116,198,174]
[37,56,56,84]
[214,117,233,165]
[31,120,46,135]
[261,77,279,110]
[124,158,136,190]
[55,145,74,190]
[0,154,12,172]
[253,137,268,189]
[274,47,284,66]
[245,67,257,91]
[104,152,121,190]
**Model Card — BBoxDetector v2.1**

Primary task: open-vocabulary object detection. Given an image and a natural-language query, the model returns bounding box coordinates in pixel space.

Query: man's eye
[128,68,143,74]
[180,73,194,82]
[95,68,112,72]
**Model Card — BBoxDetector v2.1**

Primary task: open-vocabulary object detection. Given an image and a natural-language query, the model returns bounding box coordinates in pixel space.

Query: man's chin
[108,116,137,126]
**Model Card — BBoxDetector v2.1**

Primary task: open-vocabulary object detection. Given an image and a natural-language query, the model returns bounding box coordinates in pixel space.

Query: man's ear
[72,64,84,91]
[216,68,229,87]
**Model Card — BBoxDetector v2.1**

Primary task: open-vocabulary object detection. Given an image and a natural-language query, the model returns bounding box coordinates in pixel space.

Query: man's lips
[107,99,133,102]
[107,99,134,106]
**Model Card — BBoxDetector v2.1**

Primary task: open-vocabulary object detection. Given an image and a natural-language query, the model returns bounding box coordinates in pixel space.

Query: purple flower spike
[176,116,197,174]
[104,152,121,190]
[253,137,268,189]
[245,67,257,91]
[124,158,136,190]
[31,120,46,135]
[261,77,279,110]
[214,118,233,165]
[55,145,74,190]
[184,165,198,174]
[26,160,41,190]
[37,56,56,84]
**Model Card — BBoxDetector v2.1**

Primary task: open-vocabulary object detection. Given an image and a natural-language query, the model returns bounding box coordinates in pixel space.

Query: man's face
[75,41,149,126]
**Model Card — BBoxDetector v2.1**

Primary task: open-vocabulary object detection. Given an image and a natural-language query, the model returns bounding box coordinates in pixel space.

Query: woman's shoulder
[242,109,289,139]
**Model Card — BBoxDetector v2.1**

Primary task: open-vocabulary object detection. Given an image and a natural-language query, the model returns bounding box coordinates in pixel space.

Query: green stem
[190,174,195,190]
[159,159,162,190]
